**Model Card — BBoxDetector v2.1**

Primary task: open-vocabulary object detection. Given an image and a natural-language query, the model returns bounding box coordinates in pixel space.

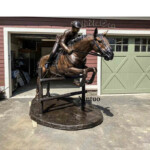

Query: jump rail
[37,67,87,114]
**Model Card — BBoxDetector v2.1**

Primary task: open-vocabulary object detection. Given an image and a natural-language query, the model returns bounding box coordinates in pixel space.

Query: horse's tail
[36,56,44,72]
[36,55,50,75]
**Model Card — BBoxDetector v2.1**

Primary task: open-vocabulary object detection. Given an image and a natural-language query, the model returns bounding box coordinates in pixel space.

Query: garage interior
[10,33,79,98]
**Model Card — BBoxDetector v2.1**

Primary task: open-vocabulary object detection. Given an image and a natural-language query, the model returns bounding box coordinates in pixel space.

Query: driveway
[0,93,150,150]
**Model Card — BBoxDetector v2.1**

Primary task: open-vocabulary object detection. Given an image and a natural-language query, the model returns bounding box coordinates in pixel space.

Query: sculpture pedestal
[29,97,103,130]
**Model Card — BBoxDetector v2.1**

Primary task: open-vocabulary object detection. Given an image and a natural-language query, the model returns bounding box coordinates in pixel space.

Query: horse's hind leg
[46,82,50,97]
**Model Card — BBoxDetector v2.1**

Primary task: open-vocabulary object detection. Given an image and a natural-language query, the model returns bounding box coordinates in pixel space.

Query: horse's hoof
[73,81,80,86]
[80,82,85,87]
[86,80,91,84]
[74,81,85,87]
[73,76,86,87]
[94,67,97,73]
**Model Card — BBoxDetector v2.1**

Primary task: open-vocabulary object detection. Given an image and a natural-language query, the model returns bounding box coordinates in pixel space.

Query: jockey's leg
[45,41,59,69]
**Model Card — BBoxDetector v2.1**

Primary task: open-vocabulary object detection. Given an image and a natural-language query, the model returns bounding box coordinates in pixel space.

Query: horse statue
[36,28,114,97]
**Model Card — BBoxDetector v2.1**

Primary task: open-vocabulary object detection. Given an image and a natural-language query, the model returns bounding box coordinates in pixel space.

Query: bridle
[73,35,105,57]
[90,37,104,57]
[65,35,106,68]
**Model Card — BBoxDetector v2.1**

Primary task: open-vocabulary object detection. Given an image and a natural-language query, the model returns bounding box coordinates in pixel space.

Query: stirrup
[45,63,50,69]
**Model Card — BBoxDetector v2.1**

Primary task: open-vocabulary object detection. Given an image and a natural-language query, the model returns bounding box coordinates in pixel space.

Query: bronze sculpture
[36,28,113,97]
[30,27,114,130]
[45,21,81,69]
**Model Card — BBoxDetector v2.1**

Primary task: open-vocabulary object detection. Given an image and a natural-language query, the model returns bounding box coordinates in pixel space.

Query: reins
[73,50,102,57]
[72,38,103,57]
[88,52,102,56]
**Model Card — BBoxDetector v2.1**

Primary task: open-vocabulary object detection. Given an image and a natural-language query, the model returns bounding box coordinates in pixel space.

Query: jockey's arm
[59,30,72,54]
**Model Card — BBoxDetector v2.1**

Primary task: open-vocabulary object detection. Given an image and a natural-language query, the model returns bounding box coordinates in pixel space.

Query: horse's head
[91,28,114,61]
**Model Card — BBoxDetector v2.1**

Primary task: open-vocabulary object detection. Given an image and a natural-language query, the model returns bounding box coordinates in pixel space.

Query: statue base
[29,97,103,130]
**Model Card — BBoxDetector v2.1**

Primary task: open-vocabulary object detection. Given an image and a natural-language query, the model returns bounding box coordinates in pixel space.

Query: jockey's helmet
[71,21,81,29]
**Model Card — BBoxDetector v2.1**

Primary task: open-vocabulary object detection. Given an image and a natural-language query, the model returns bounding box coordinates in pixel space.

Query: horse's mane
[67,35,87,46]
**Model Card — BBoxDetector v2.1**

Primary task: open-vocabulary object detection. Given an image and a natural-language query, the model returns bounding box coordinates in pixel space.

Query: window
[108,37,128,52]
[135,38,150,52]
[123,38,128,52]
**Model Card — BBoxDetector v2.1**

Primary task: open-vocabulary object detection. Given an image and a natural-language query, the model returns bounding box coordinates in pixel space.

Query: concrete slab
[0,94,150,150]
[11,78,80,98]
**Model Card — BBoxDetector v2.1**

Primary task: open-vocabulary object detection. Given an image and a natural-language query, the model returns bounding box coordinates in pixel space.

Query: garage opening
[10,33,79,98]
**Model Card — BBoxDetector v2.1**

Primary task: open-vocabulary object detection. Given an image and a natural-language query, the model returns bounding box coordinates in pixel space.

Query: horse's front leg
[67,67,87,86]
[85,67,97,84]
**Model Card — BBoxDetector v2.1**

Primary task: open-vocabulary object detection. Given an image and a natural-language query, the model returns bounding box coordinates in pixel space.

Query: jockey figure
[45,21,81,69]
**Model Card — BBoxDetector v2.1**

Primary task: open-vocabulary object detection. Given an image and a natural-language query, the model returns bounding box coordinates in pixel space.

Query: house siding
[1,17,150,87]
[0,27,4,86]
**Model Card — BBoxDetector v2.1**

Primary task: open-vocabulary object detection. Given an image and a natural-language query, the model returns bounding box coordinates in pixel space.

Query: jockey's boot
[45,60,53,69]
[45,36,60,69]
[45,62,50,69]
[45,51,55,69]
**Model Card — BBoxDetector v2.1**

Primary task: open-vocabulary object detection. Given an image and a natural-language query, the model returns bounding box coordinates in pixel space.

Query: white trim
[3,27,86,35]
[4,31,11,98]
[0,86,5,91]
[98,29,150,36]
[97,56,101,96]
[52,17,150,20]
[86,85,97,90]
[3,27,86,98]
[100,93,150,97]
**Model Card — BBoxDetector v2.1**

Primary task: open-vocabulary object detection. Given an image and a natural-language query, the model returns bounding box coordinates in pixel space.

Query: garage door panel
[134,56,150,72]
[136,76,150,89]
[133,56,150,91]
[104,76,125,90]
[102,70,129,93]
[102,59,113,73]
[117,58,130,73]
[103,56,128,72]
[134,73,150,89]
[102,37,150,94]
[102,56,128,93]
[148,70,150,78]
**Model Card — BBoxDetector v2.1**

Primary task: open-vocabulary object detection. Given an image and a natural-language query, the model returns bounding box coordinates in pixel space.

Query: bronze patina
[45,21,81,69]
[29,27,114,130]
